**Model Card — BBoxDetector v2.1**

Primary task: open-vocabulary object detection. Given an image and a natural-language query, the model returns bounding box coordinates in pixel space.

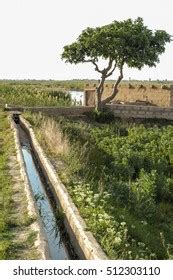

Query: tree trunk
[100,66,124,107]
[101,87,119,107]
[95,74,106,111]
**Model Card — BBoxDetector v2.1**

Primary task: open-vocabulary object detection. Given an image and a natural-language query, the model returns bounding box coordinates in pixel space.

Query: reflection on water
[21,145,70,260]
[69,91,84,105]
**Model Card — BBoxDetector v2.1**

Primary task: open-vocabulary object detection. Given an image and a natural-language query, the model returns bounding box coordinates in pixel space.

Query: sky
[0,0,173,81]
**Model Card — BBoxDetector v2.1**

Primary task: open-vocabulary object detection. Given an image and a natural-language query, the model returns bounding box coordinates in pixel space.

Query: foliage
[25,113,173,259]
[62,17,171,109]
[87,109,115,123]
[62,18,170,68]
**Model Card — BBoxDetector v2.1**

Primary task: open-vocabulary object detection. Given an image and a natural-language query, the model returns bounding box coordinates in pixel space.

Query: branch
[104,58,113,72]
[83,59,103,73]
[114,63,123,88]
[93,60,104,74]
[106,62,117,78]
[83,58,114,74]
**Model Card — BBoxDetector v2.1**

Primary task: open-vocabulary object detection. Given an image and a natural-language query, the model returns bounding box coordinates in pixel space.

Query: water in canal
[18,126,72,260]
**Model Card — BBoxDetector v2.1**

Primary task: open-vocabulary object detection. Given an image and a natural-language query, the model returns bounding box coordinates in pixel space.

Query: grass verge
[0,109,39,259]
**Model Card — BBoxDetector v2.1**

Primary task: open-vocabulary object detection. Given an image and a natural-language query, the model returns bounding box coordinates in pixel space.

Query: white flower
[114,237,122,245]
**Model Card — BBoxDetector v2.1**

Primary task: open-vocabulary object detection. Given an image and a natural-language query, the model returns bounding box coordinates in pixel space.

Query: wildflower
[114,237,122,245]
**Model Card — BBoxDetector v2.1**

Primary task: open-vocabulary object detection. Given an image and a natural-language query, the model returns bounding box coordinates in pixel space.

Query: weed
[24,112,173,259]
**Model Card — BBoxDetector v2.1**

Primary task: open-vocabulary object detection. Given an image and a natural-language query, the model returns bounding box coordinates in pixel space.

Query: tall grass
[0,110,14,259]
[37,117,69,157]
[0,83,72,107]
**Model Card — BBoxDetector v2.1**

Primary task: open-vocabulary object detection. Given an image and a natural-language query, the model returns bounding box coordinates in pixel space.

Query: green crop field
[0,82,72,107]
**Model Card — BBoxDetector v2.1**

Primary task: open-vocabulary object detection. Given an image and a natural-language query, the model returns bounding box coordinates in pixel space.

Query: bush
[87,109,115,123]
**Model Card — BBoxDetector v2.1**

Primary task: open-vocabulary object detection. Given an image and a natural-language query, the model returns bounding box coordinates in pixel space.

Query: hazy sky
[0,0,172,80]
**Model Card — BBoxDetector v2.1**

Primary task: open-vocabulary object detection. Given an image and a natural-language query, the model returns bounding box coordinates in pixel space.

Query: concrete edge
[10,116,51,260]
[20,116,108,260]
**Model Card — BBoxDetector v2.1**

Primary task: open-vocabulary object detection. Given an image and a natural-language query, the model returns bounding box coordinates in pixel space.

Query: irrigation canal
[16,121,76,260]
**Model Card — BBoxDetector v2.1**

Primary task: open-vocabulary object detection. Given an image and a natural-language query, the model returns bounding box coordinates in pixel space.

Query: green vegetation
[0,79,86,91]
[24,112,173,259]
[62,17,171,109]
[0,110,39,259]
[0,82,72,107]
[0,110,15,259]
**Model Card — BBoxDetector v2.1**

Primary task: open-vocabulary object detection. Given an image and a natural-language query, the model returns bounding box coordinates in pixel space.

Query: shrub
[87,109,115,123]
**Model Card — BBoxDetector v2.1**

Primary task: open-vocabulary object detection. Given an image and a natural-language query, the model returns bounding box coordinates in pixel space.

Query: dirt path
[8,154,41,259]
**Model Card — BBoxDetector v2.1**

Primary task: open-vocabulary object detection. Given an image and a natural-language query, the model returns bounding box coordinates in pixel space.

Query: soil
[8,154,41,259]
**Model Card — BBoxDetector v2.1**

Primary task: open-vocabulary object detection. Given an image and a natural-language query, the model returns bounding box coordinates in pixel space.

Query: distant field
[0,82,72,107]
[0,79,172,108]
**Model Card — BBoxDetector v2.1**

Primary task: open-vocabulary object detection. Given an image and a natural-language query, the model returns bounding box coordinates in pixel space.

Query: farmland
[0,79,172,107]
[24,112,173,259]
[0,82,72,107]
[1,80,173,259]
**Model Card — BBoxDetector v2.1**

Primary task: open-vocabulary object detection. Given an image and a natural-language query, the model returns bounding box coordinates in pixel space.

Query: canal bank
[11,116,50,260]
[11,114,108,260]
[11,116,76,260]
[18,125,74,260]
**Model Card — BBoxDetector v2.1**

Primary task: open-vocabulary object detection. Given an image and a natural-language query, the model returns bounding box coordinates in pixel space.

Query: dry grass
[37,118,69,157]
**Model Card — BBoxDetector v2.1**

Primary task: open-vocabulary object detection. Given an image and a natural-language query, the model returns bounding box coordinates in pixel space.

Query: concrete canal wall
[19,117,108,260]
[10,118,51,260]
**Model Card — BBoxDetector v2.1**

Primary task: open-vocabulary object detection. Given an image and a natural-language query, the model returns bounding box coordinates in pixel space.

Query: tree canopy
[61,17,171,109]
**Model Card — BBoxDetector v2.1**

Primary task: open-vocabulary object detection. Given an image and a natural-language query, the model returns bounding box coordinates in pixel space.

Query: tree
[61,18,171,110]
